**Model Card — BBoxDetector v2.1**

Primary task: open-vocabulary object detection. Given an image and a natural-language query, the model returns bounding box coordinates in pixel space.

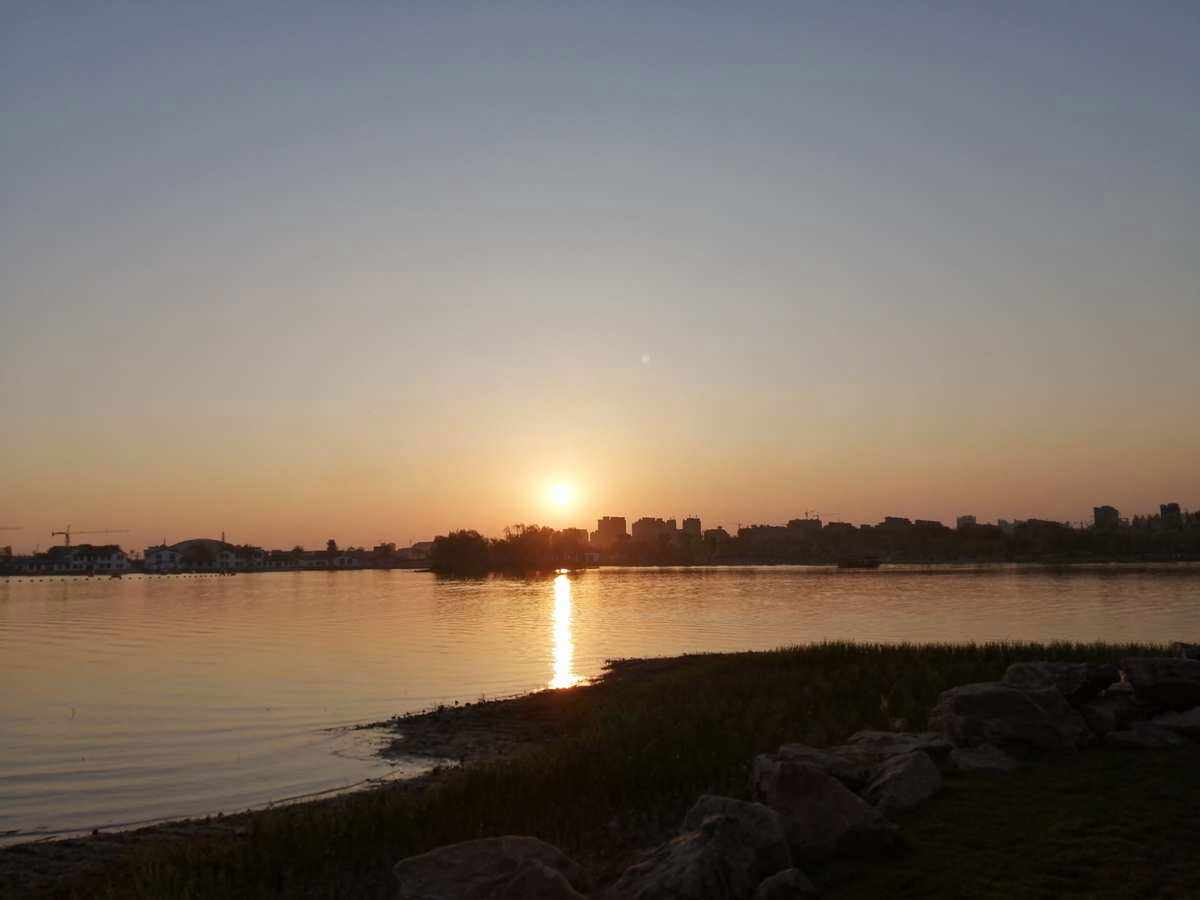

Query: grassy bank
[11,640,1199,899]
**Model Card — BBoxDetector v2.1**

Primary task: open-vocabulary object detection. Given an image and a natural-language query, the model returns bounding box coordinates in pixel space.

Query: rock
[1078,691,1147,737]
[751,755,897,862]
[394,835,588,900]
[862,751,943,816]
[1002,661,1119,705]
[949,743,1019,774]
[605,813,775,900]
[496,861,587,900]
[1105,723,1189,750]
[1150,707,1200,738]
[928,682,1090,751]
[753,867,819,899]
[775,743,871,788]
[1079,701,1117,737]
[1172,642,1200,661]
[833,730,954,772]
[681,796,791,879]
[1121,658,1200,710]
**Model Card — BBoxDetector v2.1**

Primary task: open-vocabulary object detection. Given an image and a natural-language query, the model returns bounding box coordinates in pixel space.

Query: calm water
[2,565,1198,842]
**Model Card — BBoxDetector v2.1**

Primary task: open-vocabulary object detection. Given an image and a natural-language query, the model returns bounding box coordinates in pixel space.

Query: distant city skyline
[3,4,1198,555]
[2,495,1195,556]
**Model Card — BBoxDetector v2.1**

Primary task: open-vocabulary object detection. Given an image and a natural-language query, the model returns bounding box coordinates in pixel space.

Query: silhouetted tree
[431,530,491,574]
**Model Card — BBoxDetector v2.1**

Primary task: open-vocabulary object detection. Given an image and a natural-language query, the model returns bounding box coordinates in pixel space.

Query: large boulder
[751,755,897,862]
[949,743,1019,775]
[496,861,588,900]
[1120,658,1200,710]
[861,750,943,816]
[1149,707,1200,738]
[775,743,871,788]
[604,813,778,900]
[1105,723,1189,750]
[1078,691,1148,737]
[928,682,1090,751]
[681,796,791,879]
[1002,661,1119,706]
[394,836,587,900]
[753,867,819,899]
[833,730,955,772]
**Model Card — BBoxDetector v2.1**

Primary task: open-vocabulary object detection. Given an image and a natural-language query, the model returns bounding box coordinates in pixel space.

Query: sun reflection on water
[550,573,582,689]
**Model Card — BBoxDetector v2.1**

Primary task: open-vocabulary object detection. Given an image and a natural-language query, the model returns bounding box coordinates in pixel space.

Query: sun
[549,482,574,508]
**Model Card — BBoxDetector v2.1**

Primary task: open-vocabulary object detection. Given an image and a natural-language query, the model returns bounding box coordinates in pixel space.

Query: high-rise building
[1093,506,1120,530]
[1161,502,1184,529]
[682,517,702,537]
[631,517,677,544]
[590,517,627,549]
[956,515,977,530]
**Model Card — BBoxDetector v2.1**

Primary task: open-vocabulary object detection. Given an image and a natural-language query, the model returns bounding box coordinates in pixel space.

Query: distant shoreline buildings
[580,501,1197,549]
[424,502,1200,573]
[2,500,1197,575]
[1,538,437,577]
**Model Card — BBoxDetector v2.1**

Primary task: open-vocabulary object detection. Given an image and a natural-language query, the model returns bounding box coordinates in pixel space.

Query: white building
[16,545,131,574]
[143,539,265,572]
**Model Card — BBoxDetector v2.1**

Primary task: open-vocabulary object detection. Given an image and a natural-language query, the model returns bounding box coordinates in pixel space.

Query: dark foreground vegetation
[8,641,1200,899]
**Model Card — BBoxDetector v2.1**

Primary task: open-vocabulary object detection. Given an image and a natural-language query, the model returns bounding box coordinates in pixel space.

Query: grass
[826,745,1200,899]
[16,640,1197,899]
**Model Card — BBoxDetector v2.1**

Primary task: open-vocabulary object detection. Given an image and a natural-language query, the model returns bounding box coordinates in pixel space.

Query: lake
[2,564,1198,843]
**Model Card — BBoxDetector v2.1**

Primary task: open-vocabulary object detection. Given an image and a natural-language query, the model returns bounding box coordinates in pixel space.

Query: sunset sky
[3,3,1198,553]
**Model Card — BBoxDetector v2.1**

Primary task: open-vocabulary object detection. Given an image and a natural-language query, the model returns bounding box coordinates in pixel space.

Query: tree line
[431,525,592,574]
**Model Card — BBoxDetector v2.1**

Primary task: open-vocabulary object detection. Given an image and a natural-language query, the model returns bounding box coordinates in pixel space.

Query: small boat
[837,557,881,569]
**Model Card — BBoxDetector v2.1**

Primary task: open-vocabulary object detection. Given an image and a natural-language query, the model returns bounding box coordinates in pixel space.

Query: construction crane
[51,525,132,547]
[0,526,23,531]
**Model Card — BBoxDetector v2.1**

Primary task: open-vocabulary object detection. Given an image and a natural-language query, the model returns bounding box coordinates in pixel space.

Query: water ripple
[2,565,1198,840]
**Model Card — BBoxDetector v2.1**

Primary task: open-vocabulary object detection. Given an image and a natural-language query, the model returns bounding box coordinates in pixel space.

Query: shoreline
[5,559,1200,581]
[0,685,584,896]
[5,643,1200,898]
[0,659,671,895]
